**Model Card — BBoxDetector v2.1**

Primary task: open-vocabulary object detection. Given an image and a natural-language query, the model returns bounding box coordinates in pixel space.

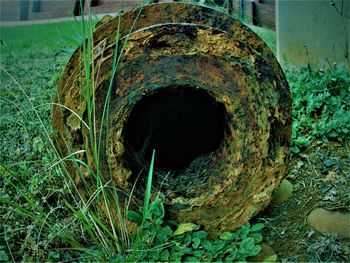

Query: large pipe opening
[123,86,227,177]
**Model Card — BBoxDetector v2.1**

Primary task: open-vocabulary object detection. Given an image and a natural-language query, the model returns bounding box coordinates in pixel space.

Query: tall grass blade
[143,149,155,221]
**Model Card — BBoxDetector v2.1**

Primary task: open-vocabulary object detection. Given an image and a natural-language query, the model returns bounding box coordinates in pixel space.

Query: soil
[254,140,350,261]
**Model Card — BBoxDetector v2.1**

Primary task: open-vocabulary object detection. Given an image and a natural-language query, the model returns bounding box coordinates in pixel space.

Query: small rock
[247,243,277,262]
[307,208,350,238]
[272,179,293,204]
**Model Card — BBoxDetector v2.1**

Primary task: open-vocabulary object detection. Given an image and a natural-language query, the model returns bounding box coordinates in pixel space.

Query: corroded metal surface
[53,3,291,235]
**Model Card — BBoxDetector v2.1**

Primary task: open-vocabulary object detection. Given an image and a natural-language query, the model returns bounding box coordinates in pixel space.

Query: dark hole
[123,86,226,171]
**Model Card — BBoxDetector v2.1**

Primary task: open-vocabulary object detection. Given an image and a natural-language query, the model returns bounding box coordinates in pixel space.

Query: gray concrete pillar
[276,0,349,72]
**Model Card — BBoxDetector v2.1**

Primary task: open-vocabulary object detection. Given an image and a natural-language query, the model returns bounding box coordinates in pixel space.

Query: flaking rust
[53,3,291,236]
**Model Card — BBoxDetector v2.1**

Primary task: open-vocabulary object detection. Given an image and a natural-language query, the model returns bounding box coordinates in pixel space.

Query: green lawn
[1,22,79,55]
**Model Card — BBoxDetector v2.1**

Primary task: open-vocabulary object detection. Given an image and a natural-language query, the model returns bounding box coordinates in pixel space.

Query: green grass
[0,22,79,167]
[1,20,104,261]
[1,22,80,56]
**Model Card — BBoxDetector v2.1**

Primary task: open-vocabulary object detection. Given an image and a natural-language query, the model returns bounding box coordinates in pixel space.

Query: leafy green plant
[127,197,264,262]
[287,67,350,153]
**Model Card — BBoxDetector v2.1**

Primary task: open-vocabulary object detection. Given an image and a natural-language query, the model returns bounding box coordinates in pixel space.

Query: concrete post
[276,0,349,72]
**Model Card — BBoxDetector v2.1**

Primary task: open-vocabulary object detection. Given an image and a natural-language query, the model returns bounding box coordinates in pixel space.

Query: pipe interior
[123,86,227,173]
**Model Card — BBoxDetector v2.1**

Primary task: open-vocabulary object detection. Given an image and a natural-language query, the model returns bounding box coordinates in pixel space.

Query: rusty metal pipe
[53,3,291,235]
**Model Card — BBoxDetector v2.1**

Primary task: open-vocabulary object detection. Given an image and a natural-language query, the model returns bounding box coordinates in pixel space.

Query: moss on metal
[53,3,291,236]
